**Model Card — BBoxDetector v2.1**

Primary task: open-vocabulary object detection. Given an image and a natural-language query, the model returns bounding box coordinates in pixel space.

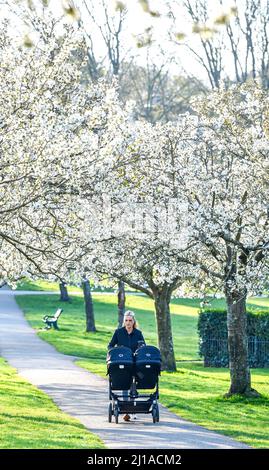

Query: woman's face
[124,316,134,330]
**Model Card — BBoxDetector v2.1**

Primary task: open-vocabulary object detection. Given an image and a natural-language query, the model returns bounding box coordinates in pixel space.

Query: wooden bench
[42,308,63,330]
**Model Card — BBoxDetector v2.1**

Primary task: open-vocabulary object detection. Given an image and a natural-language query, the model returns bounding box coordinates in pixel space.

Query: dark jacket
[108,327,145,353]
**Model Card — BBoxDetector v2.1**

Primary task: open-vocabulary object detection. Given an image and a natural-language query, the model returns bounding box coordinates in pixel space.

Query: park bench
[42,308,63,330]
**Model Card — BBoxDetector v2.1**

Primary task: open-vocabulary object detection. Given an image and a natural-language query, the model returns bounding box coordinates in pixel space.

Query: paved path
[0,287,250,449]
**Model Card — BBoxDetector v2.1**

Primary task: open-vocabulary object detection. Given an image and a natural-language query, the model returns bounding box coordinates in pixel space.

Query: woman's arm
[108,329,118,350]
[139,330,146,345]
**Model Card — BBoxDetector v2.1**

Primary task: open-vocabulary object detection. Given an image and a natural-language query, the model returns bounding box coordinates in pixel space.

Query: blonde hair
[123,310,137,329]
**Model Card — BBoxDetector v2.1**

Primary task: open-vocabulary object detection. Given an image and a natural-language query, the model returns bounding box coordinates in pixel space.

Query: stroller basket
[107,346,133,390]
[135,345,161,389]
[117,398,153,414]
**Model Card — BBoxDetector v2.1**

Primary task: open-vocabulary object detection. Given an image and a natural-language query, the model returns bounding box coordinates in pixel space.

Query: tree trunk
[59,282,70,302]
[82,279,96,332]
[225,289,259,397]
[153,287,176,371]
[117,280,126,328]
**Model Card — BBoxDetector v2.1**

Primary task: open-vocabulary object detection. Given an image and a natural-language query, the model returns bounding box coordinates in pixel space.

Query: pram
[107,345,161,423]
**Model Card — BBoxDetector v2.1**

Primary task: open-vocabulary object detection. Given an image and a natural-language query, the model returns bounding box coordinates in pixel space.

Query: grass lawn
[16,292,269,448]
[15,278,83,293]
[0,358,105,449]
[15,277,137,293]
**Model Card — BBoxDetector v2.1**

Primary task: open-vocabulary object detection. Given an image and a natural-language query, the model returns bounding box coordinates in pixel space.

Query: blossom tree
[183,83,269,396]
[0,16,122,286]
[63,117,200,371]
[119,83,269,395]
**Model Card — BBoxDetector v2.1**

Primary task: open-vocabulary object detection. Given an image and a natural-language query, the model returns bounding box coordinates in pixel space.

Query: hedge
[198,309,269,368]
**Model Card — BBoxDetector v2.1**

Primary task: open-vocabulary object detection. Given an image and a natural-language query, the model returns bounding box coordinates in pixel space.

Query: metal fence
[201,336,269,368]
[248,336,269,367]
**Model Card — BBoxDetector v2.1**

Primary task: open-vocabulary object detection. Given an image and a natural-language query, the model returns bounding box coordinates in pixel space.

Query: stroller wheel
[114,405,119,424]
[108,403,113,423]
[156,403,160,422]
[152,404,159,423]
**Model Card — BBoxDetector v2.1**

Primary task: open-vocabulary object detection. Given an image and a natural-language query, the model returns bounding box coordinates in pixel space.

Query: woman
[108,310,145,421]
[108,310,145,352]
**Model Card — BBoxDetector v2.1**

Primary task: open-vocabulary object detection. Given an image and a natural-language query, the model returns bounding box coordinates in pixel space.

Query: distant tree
[76,0,127,81]
[172,0,269,89]
[119,54,206,123]
[59,281,70,302]
[117,280,126,328]
[82,277,96,332]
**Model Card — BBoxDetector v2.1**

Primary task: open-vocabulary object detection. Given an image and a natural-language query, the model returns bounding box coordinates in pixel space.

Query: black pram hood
[135,345,162,365]
[107,346,133,366]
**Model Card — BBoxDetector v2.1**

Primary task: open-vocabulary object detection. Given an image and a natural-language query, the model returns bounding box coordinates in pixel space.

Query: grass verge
[0,358,105,449]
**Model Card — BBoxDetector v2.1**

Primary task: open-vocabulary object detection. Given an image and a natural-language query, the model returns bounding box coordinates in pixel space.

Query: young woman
[108,310,145,352]
[108,310,145,421]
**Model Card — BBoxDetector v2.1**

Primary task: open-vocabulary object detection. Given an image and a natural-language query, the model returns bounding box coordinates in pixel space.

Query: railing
[200,336,269,368]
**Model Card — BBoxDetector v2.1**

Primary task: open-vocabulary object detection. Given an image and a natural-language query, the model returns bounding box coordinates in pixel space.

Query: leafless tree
[119,51,206,123]
[76,0,127,81]
[172,0,269,88]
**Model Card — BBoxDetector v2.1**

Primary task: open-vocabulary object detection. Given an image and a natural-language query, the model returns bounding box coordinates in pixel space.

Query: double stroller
[106,344,161,423]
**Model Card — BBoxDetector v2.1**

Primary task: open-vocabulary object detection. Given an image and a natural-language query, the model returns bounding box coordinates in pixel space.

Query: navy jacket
[108,327,145,352]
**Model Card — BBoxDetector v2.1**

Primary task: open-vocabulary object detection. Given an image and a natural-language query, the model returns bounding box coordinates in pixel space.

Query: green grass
[16,293,269,448]
[0,358,105,449]
[158,364,269,448]
[15,278,82,293]
[15,277,138,293]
